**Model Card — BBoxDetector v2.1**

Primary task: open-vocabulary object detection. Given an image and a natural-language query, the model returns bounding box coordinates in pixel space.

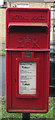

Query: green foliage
[30,97,54,119]
[2,104,22,119]
[0,52,5,56]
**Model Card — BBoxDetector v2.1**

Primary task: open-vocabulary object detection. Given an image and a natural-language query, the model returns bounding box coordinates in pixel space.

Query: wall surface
[0,8,6,51]
[7,2,53,8]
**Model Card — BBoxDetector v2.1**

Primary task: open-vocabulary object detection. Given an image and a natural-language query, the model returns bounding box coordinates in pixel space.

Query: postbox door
[10,51,49,111]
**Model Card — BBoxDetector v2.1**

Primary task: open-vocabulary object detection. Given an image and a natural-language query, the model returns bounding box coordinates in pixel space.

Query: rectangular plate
[19,62,36,95]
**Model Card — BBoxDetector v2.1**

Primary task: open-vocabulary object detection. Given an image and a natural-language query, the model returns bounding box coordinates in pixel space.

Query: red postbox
[6,8,50,113]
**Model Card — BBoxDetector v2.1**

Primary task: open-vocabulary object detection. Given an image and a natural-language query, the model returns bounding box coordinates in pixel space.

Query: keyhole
[15,79,16,83]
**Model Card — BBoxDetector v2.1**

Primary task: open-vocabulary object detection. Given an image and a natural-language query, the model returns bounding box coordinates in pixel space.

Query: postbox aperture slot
[8,22,48,33]
[9,26,47,33]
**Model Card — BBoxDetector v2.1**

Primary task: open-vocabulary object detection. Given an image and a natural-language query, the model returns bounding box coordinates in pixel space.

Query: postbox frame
[6,8,50,113]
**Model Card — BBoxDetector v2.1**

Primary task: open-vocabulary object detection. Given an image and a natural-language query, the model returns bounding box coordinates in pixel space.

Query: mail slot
[6,8,50,113]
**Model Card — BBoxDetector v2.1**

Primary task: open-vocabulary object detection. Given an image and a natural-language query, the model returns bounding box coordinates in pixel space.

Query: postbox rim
[6,7,50,13]
[8,22,48,28]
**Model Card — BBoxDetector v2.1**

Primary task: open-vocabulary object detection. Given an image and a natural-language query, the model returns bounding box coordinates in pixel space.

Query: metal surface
[6,8,50,113]
[49,42,55,97]
[22,113,30,120]
[0,55,6,96]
